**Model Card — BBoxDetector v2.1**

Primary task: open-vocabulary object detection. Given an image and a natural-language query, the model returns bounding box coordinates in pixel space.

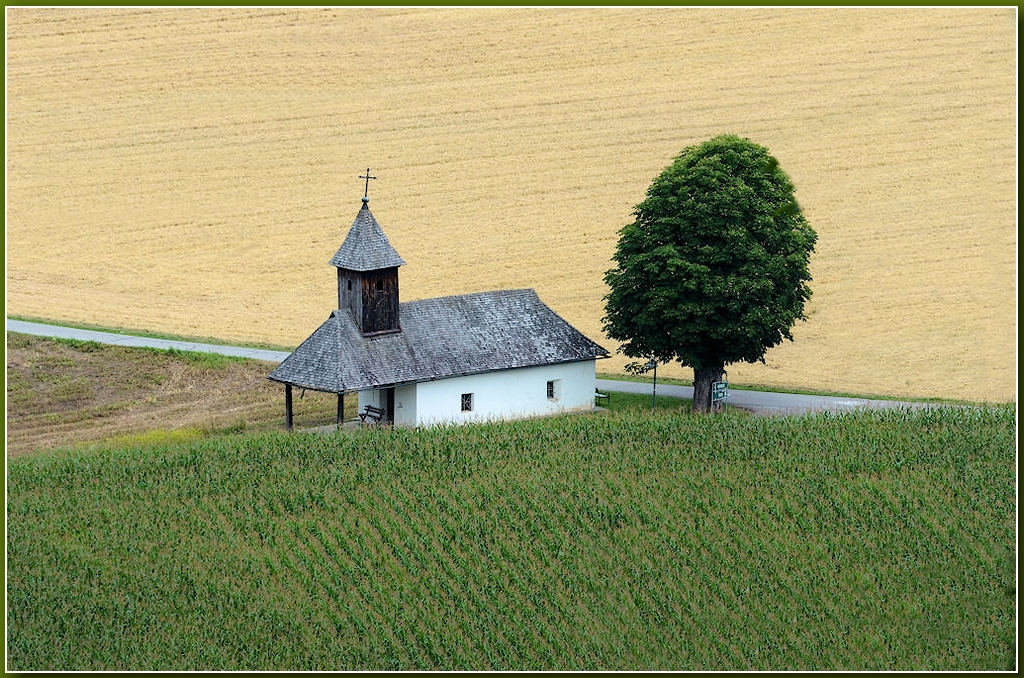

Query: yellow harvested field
[5,7,1017,402]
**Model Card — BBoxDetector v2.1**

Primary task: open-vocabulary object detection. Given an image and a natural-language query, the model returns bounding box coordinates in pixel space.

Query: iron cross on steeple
[359,168,377,203]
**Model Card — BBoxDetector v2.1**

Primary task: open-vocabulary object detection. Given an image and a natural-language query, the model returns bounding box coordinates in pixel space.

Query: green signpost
[711,378,729,412]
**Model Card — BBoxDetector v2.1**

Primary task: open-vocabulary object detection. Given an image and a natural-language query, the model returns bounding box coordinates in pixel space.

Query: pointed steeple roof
[329,202,406,271]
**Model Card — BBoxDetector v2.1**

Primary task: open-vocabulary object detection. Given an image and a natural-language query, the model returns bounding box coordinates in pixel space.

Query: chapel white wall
[394,383,417,426]
[357,389,380,413]
[412,360,597,426]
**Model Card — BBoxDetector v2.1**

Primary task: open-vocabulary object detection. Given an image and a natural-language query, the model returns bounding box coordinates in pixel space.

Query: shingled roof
[268,288,609,393]
[329,203,406,271]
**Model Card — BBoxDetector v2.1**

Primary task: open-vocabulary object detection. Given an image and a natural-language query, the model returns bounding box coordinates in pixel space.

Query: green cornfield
[6,405,1017,670]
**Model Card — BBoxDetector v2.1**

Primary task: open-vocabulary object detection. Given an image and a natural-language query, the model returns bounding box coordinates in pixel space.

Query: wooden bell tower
[337,260,401,335]
[330,171,406,336]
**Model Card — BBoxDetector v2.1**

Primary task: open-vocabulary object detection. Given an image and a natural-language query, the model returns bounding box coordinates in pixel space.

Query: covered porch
[280,384,404,430]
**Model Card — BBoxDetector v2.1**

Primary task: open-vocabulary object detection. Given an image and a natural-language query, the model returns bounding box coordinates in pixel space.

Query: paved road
[595,379,928,416]
[8,318,927,416]
[7,319,291,362]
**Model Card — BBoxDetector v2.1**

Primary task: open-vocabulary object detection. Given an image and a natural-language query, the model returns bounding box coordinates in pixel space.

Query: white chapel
[269,187,609,428]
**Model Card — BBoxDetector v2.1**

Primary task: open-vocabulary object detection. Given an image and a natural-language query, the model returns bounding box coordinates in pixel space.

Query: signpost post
[646,360,658,412]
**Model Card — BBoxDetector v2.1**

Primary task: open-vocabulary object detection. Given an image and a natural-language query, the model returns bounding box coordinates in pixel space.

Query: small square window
[547,379,561,401]
[461,393,474,412]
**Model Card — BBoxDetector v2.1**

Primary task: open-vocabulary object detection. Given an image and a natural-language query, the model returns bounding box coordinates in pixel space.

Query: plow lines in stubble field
[4,7,1016,402]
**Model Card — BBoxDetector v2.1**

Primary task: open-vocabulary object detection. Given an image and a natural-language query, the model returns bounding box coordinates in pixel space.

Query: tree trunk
[692,362,725,413]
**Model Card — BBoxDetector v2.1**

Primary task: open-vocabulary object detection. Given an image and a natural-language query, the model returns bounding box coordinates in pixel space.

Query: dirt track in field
[5,7,1017,401]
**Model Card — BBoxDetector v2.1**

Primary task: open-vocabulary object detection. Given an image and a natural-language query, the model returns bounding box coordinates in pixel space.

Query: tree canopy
[602,135,817,411]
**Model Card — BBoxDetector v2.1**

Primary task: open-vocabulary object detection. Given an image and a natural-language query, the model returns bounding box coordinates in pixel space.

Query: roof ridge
[402,288,536,306]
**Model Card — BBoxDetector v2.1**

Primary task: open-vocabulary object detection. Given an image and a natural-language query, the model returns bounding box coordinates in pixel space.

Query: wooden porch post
[337,392,344,428]
[285,384,293,430]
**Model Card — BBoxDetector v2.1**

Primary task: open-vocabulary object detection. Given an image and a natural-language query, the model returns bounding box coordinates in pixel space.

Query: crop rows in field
[6,405,1016,670]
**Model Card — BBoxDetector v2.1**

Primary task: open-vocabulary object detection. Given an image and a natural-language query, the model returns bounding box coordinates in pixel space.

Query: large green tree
[603,135,817,412]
